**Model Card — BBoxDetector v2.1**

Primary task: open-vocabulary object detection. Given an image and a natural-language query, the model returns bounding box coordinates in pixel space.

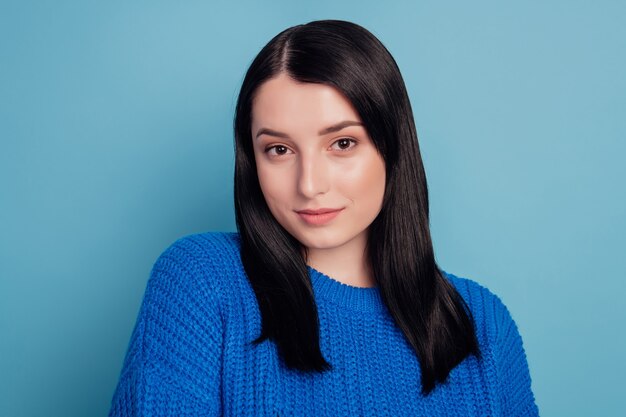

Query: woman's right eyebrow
[255,127,290,140]
[255,120,363,140]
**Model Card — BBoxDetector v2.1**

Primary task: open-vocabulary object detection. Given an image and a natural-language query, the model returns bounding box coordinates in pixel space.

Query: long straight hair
[233,19,479,394]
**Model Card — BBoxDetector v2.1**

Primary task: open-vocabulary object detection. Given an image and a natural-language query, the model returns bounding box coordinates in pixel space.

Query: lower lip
[297,209,344,226]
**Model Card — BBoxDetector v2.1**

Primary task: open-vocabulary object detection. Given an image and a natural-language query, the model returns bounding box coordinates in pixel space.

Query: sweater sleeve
[491,294,540,417]
[108,237,224,416]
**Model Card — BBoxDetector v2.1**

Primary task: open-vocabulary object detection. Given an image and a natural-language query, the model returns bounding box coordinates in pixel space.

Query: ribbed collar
[307,265,386,314]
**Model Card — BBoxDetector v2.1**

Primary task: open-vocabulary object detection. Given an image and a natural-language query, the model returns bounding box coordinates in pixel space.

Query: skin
[251,73,386,288]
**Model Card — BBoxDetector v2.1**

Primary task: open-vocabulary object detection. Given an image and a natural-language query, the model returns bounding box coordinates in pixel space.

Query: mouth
[295,207,345,226]
[296,207,343,215]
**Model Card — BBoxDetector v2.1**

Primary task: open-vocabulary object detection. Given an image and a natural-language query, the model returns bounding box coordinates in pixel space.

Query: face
[250,73,386,256]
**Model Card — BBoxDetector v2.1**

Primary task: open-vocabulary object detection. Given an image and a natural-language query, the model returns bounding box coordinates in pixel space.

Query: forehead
[251,74,361,132]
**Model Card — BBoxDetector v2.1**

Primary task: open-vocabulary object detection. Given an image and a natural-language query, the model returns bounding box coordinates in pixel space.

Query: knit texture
[108,232,539,416]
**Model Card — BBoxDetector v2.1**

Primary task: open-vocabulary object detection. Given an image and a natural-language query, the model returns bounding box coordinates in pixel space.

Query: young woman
[109,20,539,416]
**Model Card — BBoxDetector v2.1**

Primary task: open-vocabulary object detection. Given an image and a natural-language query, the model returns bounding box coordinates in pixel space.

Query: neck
[302,231,376,288]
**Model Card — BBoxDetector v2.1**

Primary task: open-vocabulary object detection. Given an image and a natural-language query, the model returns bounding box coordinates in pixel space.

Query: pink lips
[296,208,344,226]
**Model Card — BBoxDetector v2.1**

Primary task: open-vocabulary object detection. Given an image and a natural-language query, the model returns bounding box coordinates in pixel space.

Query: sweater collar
[307,265,386,314]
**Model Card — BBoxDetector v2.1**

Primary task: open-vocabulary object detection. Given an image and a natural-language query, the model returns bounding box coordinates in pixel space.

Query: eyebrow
[255,120,364,140]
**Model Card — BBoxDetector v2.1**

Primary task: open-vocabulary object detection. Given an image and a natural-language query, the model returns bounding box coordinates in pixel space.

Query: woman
[109,20,539,416]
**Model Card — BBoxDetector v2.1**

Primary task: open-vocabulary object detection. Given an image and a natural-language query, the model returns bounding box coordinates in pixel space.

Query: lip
[295,207,344,226]
[296,207,343,215]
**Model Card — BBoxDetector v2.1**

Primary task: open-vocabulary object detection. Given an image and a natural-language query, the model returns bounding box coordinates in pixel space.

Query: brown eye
[265,145,293,156]
[332,138,357,151]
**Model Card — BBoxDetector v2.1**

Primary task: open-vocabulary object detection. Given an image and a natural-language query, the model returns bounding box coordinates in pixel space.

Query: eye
[331,138,357,152]
[264,144,293,156]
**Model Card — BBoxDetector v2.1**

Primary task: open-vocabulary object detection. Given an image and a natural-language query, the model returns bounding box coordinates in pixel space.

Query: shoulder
[443,270,539,415]
[156,231,241,265]
[442,270,504,310]
[441,270,519,344]
[147,231,244,303]
[152,231,242,277]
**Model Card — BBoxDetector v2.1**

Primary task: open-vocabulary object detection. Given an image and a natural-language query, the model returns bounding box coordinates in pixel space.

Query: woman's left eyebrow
[255,120,363,140]
[318,120,363,135]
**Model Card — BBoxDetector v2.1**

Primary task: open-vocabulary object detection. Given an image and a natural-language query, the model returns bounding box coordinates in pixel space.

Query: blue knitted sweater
[108,231,539,416]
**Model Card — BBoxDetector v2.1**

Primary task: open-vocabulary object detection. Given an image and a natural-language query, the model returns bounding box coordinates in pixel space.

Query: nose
[297,152,329,198]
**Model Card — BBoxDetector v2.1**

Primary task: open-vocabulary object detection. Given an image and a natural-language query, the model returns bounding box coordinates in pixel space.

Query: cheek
[256,162,288,208]
[342,153,386,206]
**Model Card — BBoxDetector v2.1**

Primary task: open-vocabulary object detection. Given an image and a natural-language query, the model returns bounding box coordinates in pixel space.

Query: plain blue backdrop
[1,1,624,416]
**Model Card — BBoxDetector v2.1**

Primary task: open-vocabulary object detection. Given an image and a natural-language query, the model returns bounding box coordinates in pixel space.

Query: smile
[296,208,344,226]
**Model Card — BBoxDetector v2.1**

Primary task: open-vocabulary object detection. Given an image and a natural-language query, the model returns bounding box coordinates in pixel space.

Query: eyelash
[264,138,357,156]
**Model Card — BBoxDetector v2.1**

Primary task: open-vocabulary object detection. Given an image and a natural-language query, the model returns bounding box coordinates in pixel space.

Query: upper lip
[296,207,344,215]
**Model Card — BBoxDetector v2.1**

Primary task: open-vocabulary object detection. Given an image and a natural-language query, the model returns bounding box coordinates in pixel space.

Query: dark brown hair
[233,19,480,394]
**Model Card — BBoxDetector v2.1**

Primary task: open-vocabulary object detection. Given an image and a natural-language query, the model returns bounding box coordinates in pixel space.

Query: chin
[296,233,348,250]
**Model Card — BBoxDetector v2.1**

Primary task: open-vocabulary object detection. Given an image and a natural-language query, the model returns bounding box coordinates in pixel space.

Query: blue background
[1,1,624,416]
